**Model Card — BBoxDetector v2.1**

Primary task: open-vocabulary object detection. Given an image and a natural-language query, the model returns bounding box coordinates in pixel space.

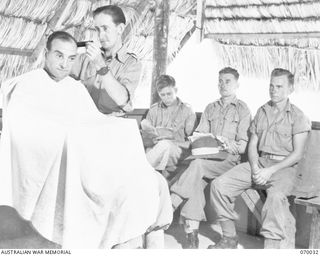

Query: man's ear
[44,47,48,57]
[117,23,125,35]
[289,84,294,94]
[235,80,240,89]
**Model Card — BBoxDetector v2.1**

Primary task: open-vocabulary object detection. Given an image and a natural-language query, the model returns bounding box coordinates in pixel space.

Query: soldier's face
[158,86,177,106]
[269,75,293,103]
[218,73,239,98]
[94,13,124,50]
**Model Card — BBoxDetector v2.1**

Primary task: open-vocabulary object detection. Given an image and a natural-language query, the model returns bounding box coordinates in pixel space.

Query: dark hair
[93,5,126,25]
[219,67,240,80]
[156,75,176,91]
[271,68,294,85]
[46,31,77,50]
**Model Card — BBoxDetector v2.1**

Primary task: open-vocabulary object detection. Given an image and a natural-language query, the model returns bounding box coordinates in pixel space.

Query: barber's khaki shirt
[71,46,142,114]
[250,100,311,156]
[196,97,251,142]
[146,98,197,142]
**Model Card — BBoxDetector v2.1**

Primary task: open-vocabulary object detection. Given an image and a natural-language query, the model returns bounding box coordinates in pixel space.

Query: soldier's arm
[248,132,260,173]
[267,131,309,174]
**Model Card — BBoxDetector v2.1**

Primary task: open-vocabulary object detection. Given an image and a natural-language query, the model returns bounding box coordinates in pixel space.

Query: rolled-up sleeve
[195,105,211,133]
[146,107,157,126]
[236,105,251,142]
[249,108,262,135]
[184,109,197,137]
[292,110,311,135]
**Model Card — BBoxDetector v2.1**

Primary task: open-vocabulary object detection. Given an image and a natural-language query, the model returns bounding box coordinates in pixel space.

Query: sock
[184,219,200,233]
[220,220,236,238]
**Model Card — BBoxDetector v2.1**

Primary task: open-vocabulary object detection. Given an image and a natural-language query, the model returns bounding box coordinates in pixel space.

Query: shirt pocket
[274,123,293,152]
[276,124,292,137]
[223,112,240,140]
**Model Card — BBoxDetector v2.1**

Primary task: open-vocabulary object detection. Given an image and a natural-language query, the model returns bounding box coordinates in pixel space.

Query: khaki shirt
[146,98,197,142]
[250,100,311,156]
[196,97,251,142]
[70,46,142,114]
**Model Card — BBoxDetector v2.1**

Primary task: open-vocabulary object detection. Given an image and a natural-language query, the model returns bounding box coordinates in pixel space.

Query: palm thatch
[204,0,320,90]
[0,0,196,85]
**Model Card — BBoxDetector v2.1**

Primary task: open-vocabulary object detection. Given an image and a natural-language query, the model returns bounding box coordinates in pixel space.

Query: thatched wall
[204,0,320,90]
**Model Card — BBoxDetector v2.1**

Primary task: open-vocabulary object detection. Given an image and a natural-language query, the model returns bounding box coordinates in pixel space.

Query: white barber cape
[0,69,163,248]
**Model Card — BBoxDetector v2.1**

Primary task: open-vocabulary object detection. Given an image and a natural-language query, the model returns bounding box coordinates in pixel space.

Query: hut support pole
[196,0,206,43]
[150,0,170,105]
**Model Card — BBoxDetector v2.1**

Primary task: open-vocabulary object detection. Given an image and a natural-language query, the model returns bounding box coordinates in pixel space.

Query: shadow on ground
[0,206,60,249]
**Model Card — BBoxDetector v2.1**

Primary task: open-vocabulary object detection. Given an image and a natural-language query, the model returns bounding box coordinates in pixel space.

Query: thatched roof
[204,0,320,90]
[0,0,196,84]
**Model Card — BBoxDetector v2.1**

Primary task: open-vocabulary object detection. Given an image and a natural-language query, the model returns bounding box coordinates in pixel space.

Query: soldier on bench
[209,68,311,249]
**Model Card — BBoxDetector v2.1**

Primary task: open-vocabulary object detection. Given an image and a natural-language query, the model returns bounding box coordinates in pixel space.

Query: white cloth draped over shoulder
[0,69,165,248]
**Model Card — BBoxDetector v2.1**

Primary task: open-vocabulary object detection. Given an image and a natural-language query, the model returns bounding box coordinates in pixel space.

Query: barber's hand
[85,42,105,70]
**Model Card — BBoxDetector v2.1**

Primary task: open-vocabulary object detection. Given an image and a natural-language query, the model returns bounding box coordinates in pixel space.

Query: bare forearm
[248,135,259,170]
[100,73,128,106]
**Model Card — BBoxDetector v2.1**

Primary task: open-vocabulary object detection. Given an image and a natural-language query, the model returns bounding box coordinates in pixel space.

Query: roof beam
[0,46,33,56]
[205,0,315,8]
[205,32,320,40]
[0,11,43,24]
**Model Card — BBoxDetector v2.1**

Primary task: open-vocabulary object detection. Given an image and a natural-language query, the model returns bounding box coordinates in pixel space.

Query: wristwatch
[96,66,109,76]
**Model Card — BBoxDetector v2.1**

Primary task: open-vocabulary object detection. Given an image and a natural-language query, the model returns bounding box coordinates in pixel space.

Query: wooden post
[150,0,170,105]
[196,0,206,43]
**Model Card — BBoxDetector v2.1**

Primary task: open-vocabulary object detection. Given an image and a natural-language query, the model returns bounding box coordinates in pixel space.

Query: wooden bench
[295,197,320,249]
[241,189,296,248]
[126,109,320,248]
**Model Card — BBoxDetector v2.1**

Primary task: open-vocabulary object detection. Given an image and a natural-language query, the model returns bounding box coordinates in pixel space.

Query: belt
[261,152,286,161]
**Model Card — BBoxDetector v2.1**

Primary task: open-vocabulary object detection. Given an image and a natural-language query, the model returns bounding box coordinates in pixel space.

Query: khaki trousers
[210,157,297,240]
[170,157,237,221]
[146,140,183,171]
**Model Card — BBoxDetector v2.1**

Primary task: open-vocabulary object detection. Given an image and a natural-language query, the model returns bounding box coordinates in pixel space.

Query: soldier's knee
[211,177,227,195]
[266,191,287,206]
[189,159,204,169]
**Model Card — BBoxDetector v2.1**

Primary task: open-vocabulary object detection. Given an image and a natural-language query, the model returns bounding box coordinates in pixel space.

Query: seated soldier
[209,68,311,249]
[170,67,251,248]
[141,75,197,177]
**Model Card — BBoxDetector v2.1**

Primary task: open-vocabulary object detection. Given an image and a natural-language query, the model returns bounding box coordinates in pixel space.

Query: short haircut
[93,5,126,25]
[271,68,294,85]
[156,75,176,91]
[219,67,240,80]
[46,31,77,50]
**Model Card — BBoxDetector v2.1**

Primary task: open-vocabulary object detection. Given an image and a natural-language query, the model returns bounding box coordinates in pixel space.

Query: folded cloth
[0,69,172,248]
